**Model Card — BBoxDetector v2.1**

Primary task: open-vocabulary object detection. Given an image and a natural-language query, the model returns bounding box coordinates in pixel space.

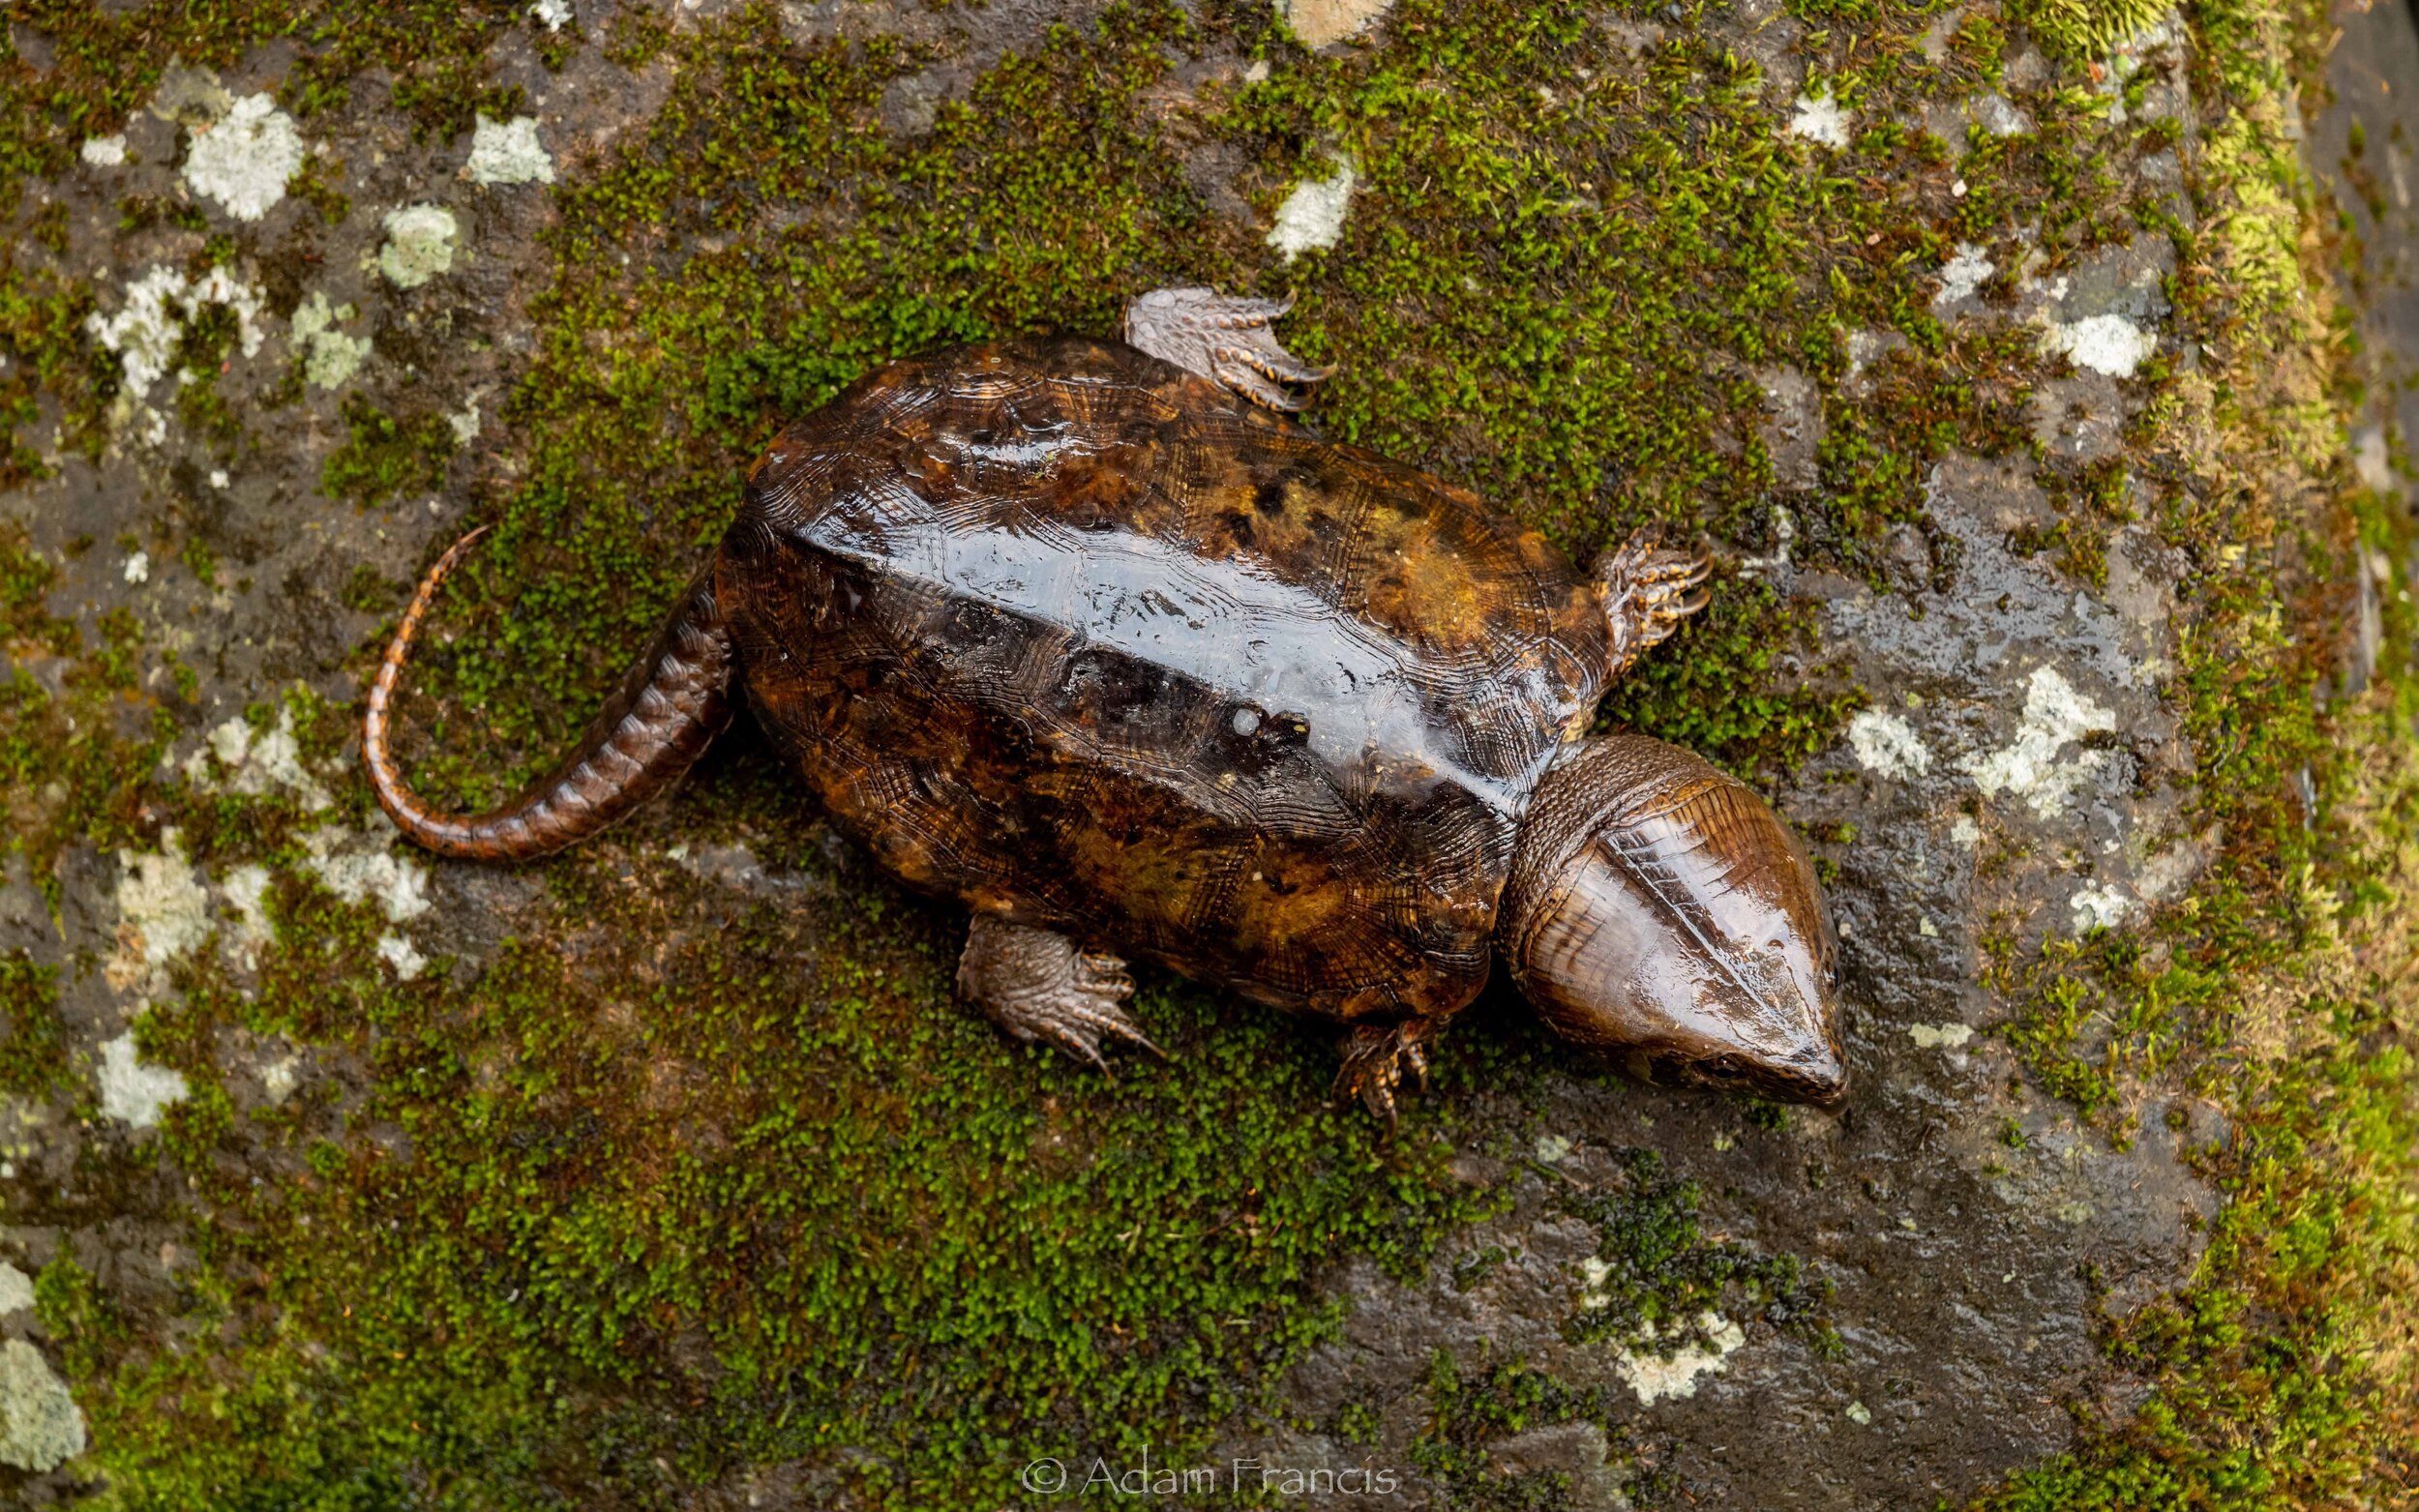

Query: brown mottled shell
[721,338,1609,1023]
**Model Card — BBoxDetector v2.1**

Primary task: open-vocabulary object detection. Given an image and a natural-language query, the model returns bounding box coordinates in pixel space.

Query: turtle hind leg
[1594,529,1714,681]
[1122,287,1335,411]
[1334,1019,1437,1131]
[956,915,1162,1072]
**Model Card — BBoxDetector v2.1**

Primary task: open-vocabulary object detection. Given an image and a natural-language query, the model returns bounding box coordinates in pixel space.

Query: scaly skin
[364,529,734,860]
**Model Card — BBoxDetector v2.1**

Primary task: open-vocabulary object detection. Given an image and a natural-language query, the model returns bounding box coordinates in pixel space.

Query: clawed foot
[1334,1020,1435,1130]
[1124,286,1335,412]
[957,914,1163,1072]
[1595,529,1713,677]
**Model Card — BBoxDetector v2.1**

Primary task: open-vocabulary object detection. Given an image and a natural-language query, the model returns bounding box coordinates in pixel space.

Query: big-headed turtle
[366,289,1847,1119]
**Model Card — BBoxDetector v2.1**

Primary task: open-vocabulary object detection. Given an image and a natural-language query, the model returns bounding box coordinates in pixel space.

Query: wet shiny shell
[722,338,1609,1022]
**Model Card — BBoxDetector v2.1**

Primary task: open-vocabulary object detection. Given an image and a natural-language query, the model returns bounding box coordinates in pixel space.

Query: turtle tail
[363,528,735,861]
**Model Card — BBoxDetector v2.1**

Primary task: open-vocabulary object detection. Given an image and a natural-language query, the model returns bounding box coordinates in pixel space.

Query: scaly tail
[363,528,735,861]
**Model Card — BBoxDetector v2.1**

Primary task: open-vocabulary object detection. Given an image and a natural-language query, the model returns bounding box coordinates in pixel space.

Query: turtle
[365,287,1847,1120]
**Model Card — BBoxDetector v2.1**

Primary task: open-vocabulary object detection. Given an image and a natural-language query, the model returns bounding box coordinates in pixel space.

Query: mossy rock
[0,0,2411,1506]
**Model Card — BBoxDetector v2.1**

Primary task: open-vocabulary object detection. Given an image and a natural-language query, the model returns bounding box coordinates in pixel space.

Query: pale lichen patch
[258,1052,300,1107]
[181,92,304,222]
[78,134,125,166]
[0,1340,85,1472]
[1971,92,2030,136]
[146,63,232,128]
[377,933,429,980]
[86,265,268,400]
[1958,666,2118,819]
[1909,1023,1975,1049]
[2070,882,2135,931]
[377,205,460,289]
[0,1262,31,1317]
[300,821,433,924]
[1934,242,1995,310]
[105,832,211,995]
[186,705,334,810]
[97,1033,189,1131]
[1576,1255,1613,1310]
[1789,90,1851,148]
[1847,710,1932,779]
[1266,154,1357,260]
[290,290,373,390]
[1609,1312,1748,1404]
[219,863,274,969]
[1276,0,1396,47]
[448,388,489,444]
[2042,312,2158,377]
[466,114,555,186]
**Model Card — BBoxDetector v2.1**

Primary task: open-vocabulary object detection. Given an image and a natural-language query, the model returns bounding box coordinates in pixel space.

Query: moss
[0,519,177,905]
[1559,1147,1825,1347]
[67,860,1497,1506]
[32,1248,125,1387]
[0,252,105,487]
[2008,0,2170,61]
[0,947,67,1097]
[0,3,535,202]
[320,392,452,508]
[1410,1350,1643,1504]
[1965,0,2419,1497]
[169,298,248,461]
[286,151,350,226]
[1974,1040,2419,1508]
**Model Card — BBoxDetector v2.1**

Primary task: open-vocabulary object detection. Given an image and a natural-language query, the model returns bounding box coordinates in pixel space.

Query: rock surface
[0,0,2409,1507]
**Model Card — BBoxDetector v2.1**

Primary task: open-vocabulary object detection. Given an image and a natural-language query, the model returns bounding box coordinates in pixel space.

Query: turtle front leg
[1595,530,1714,681]
[956,914,1162,1072]
[1123,287,1334,411]
[1334,1018,1438,1130]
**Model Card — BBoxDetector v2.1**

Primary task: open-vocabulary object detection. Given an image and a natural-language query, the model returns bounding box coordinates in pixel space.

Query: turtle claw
[1595,529,1716,678]
[1124,286,1333,411]
[1334,1020,1438,1129]
[958,915,1161,1073]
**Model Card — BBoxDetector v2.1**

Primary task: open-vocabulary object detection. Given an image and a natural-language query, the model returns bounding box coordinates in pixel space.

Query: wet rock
[0,0,2397,1505]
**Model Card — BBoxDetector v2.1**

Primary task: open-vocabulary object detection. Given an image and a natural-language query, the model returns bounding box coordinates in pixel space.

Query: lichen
[374,203,458,288]
[287,289,372,391]
[178,91,301,222]
[465,112,553,187]
[0,1338,85,1473]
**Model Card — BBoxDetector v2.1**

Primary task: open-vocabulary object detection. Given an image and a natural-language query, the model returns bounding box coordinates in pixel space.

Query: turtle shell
[721,337,1610,1023]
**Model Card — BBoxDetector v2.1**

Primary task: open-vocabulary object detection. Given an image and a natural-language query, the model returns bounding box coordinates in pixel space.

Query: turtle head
[1500,735,1847,1107]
